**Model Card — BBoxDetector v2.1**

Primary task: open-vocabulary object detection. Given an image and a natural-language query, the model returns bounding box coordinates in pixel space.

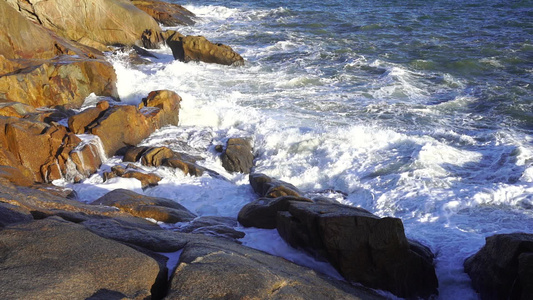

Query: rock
[5,0,162,49]
[0,165,33,187]
[167,35,245,66]
[0,176,142,222]
[70,142,104,177]
[178,216,245,241]
[1,2,118,110]
[276,201,438,299]
[88,105,156,157]
[122,170,162,189]
[0,57,118,109]
[464,233,533,300]
[138,90,181,129]
[68,103,108,134]
[103,163,161,188]
[124,146,207,177]
[0,217,160,299]
[167,234,384,300]
[518,253,533,300]
[0,102,37,118]
[163,157,207,177]
[249,172,302,197]
[0,2,99,60]
[92,189,196,223]
[238,196,313,229]
[78,91,180,157]
[0,201,33,227]
[131,0,196,26]
[0,117,106,183]
[140,147,175,167]
[220,137,254,173]
[82,217,188,253]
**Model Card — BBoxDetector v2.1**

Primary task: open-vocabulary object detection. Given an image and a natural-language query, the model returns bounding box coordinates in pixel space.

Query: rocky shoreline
[0,0,531,299]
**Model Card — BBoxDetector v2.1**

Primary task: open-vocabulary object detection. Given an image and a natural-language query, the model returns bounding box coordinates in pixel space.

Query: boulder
[70,142,105,177]
[87,105,157,157]
[68,101,109,134]
[74,91,180,157]
[138,90,181,129]
[5,0,162,49]
[123,146,207,177]
[167,234,384,300]
[167,34,245,66]
[0,217,160,299]
[220,137,254,173]
[0,57,118,109]
[249,172,302,197]
[0,102,37,118]
[92,189,196,223]
[131,0,196,26]
[464,233,533,300]
[140,146,175,167]
[0,165,33,187]
[0,2,99,60]
[276,201,439,299]
[0,117,107,183]
[103,164,161,188]
[238,196,313,229]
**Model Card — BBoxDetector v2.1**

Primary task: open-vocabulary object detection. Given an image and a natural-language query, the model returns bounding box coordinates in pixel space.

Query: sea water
[56,0,533,298]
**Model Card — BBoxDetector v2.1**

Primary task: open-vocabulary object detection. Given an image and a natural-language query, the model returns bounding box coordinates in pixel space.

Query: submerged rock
[0,217,160,299]
[464,233,533,300]
[131,0,196,26]
[220,137,254,173]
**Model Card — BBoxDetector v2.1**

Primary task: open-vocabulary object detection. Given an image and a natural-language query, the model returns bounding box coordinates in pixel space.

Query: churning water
[57,0,533,298]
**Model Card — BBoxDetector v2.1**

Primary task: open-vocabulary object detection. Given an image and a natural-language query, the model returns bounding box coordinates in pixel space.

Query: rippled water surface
[60,0,533,298]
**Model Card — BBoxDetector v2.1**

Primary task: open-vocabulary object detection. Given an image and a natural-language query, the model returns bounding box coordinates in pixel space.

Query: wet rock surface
[464,233,533,300]
[167,34,245,66]
[220,137,254,173]
[240,173,439,299]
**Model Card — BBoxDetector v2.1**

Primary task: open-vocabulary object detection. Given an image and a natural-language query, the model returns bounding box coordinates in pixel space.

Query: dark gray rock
[238,196,313,229]
[276,201,438,299]
[82,217,188,253]
[0,217,160,299]
[221,138,254,173]
[464,233,533,300]
[0,201,33,227]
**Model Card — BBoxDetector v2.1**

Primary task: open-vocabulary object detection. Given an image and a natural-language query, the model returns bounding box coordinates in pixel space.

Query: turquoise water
[66,1,533,298]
